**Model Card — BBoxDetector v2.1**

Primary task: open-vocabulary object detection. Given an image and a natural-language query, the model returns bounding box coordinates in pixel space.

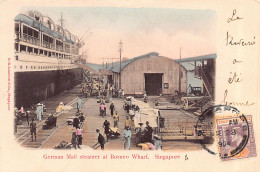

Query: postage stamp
[216,115,257,161]
[196,105,257,161]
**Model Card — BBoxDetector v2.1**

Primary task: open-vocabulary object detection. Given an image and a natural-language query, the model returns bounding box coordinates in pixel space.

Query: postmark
[195,105,256,160]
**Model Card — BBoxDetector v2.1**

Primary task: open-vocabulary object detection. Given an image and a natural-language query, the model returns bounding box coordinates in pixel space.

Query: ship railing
[50,43,55,50]
[65,48,70,53]
[56,45,63,52]
[15,32,20,40]
[42,41,55,50]
[21,33,40,46]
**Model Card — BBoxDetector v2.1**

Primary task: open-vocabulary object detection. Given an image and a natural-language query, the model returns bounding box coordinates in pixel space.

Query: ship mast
[57,13,66,70]
[179,48,182,93]
[58,12,65,28]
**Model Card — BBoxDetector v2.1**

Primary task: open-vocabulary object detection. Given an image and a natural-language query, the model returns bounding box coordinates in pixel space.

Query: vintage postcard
[0,0,259,171]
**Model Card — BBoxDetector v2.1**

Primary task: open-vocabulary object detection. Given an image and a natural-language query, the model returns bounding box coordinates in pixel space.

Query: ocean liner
[14,10,83,107]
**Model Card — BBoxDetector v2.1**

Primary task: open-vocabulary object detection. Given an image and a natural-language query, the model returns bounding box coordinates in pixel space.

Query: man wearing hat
[113,111,119,128]
[135,122,145,144]
[109,102,115,117]
[103,119,110,140]
[96,129,105,150]
[154,134,162,150]
[73,115,80,128]
[124,115,132,129]
[30,118,36,141]
[78,111,85,128]
[123,116,132,150]
[144,121,153,143]
[36,103,42,121]
[41,103,44,118]
[77,96,83,112]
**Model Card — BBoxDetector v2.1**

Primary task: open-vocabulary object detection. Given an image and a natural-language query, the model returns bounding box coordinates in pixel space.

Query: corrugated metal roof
[175,53,217,62]
[83,52,159,73]
[14,14,75,45]
[84,63,103,72]
[111,52,159,73]
[84,53,216,73]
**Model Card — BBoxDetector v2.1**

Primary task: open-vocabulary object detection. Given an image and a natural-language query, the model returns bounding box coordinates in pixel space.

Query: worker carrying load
[56,102,64,113]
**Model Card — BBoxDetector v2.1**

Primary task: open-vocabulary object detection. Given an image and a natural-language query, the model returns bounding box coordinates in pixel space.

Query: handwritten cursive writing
[226,32,256,46]
[222,90,255,106]
[227,9,243,23]
[228,72,242,84]
[233,59,242,64]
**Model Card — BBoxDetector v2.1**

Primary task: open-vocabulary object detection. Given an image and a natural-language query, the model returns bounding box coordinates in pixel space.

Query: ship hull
[14,68,83,107]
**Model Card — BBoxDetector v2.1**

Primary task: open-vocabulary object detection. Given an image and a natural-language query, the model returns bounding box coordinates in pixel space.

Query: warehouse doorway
[144,73,163,95]
[107,75,113,85]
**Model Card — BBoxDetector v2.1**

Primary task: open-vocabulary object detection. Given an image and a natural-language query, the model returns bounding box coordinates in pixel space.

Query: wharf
[16,86,207,151]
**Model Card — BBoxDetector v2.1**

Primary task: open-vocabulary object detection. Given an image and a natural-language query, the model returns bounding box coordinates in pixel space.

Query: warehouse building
[110,52,187,96]
[84,52,217,97]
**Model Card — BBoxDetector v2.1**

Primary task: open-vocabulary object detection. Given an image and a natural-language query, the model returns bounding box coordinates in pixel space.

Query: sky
[21,7,216,64]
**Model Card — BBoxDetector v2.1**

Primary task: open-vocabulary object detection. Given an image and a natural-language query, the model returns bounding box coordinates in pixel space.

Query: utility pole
[119,40,123,89]
[98,57,105,69]
[103,57,120,68]
[179,48,182,93]
[102,58,105,69]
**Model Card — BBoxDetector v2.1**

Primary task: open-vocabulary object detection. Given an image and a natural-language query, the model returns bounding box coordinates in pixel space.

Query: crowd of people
[14,102,46,137]
[80,75,125,100]
[14,73,162,150]
[93,99,162,150]
[14,103,44,125]
[72,86,162,150]
[71,110,85,149]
